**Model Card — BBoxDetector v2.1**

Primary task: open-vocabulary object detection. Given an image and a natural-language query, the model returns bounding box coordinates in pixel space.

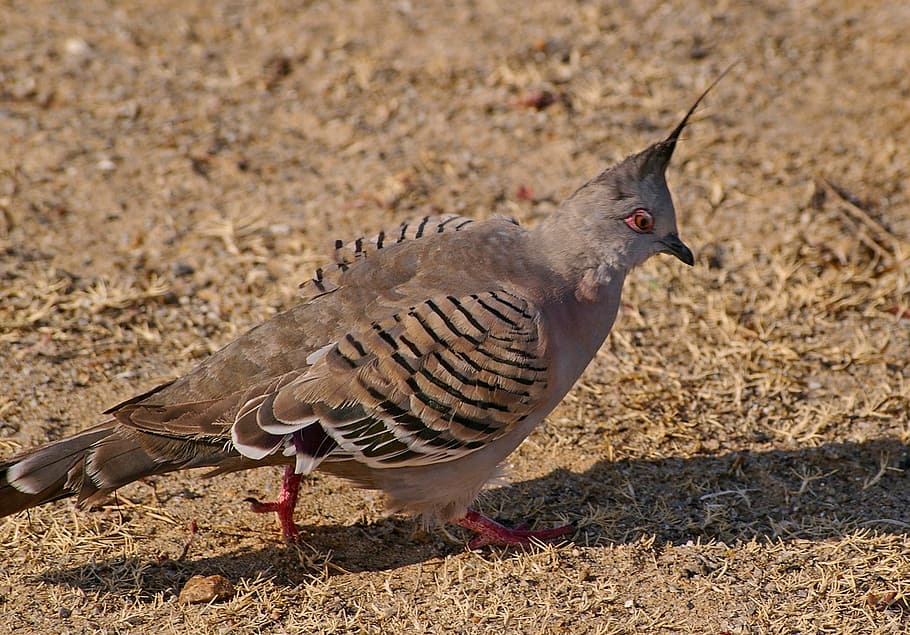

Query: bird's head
[551,70,730,285]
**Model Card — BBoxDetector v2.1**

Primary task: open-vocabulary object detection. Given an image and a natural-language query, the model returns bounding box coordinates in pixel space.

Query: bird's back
[119,215,556,410]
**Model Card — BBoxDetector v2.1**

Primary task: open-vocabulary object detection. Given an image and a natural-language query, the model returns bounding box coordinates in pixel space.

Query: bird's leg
[246,465,302,542]
[454,509,573,549]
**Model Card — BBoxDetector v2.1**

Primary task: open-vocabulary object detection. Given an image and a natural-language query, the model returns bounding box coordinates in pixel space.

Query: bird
[0,75,723,549]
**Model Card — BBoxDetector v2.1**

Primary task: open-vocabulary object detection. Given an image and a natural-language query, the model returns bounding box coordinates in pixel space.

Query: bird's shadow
[37,438,910,597]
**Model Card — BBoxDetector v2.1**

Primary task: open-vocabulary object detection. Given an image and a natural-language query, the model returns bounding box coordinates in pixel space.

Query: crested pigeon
[0,78,721,549]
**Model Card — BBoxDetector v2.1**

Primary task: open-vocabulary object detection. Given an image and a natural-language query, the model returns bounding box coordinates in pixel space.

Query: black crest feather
[640,63,737,176]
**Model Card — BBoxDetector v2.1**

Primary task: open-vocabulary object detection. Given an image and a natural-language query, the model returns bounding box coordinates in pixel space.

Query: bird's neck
[528,216,625,305]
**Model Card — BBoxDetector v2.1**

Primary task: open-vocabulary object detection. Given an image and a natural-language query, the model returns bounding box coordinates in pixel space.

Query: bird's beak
[660,233,694,266]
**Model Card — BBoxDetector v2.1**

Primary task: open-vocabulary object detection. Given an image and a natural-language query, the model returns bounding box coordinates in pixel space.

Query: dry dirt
[1,1,909,633]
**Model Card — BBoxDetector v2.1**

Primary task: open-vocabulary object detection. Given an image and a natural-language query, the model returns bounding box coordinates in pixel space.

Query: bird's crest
[637,63,737,177]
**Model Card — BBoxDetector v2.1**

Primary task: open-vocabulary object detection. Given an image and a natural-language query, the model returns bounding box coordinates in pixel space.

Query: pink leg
[454,509,574,549]
[246,465,302,542]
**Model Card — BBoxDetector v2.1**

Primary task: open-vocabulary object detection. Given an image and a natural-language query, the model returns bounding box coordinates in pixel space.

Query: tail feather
[0,468,70,517]
[81,432,165,498]
[1,422,238,518]
[1,423,113,517]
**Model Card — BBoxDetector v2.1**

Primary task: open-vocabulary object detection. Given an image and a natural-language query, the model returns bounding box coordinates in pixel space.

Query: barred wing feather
[231,289,549,471]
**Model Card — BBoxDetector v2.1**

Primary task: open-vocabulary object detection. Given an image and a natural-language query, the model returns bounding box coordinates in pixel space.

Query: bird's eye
[625,209,654,233]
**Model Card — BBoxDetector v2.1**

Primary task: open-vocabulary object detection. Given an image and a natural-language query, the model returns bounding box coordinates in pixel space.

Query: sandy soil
[1,0,909,633]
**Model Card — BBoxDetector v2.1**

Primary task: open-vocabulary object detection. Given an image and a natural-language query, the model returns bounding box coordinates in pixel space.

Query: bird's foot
[245,465,302,542]
[455,509,574,549]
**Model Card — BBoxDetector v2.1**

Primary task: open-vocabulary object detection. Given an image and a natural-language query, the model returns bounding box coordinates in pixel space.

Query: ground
[1,1,909,633]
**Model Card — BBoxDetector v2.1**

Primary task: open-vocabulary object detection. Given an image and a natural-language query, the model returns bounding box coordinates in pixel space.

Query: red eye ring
[625,209,654,233]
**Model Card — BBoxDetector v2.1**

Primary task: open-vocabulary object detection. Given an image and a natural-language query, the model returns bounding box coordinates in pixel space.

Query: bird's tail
[1,423,115,517]
[0,422,232,518]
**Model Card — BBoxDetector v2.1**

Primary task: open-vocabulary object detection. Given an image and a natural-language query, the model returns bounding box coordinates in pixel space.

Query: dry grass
[1,0,909,633]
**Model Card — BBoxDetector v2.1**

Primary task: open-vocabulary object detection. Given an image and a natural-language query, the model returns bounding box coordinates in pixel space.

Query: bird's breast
[541,272,626,406]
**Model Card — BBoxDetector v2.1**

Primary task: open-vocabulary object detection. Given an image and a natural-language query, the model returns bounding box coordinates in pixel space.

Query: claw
[454,509,574,549]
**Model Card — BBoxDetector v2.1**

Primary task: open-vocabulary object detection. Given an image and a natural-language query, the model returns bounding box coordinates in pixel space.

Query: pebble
[63,37,92,57]
[177,574,235,604]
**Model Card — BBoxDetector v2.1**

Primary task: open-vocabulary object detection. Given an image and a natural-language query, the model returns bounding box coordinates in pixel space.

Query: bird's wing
[105,214,540,471]
[230,288,549,473]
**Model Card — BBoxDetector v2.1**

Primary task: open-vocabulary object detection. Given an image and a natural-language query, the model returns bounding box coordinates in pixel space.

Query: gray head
[556,71,729,274]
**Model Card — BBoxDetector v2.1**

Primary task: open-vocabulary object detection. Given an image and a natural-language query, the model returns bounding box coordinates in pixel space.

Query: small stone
[177,574,235,604]
[63,38,92,57]
[58,607,72,618]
